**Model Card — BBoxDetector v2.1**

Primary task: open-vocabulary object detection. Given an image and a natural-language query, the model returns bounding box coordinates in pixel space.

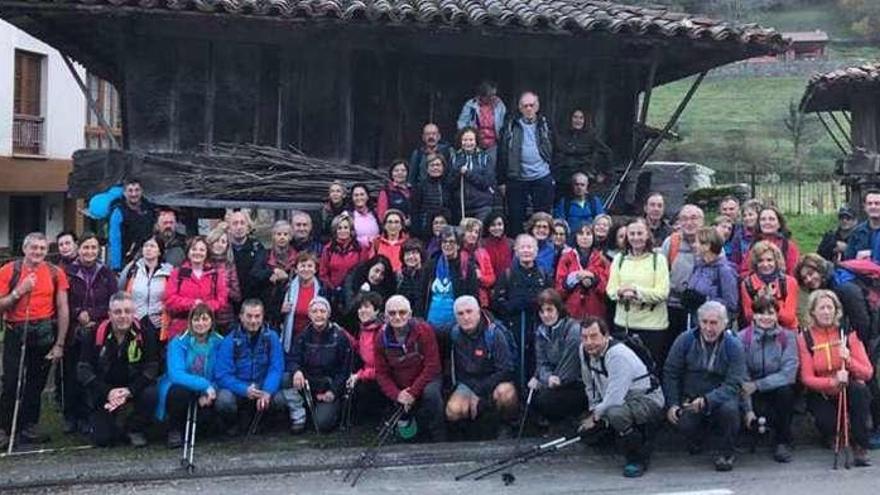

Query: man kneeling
[446,296,518,439]
[578,316,664,478]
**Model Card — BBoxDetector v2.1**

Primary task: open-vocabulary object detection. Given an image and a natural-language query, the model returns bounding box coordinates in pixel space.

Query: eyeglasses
[386,310,409,317]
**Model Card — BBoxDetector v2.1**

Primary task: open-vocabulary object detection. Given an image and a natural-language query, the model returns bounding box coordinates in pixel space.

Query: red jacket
[798,326,873,396]
[163,262,229,340]
[374,319,440,400]
[461,244,496,307]
[739,233,800,277]
[554,248,609,320]
[482,236,513,280]
[354,319,382,382]
[372,234,409,273]
[320,240,367,289]
[376,181,412,220]
[740,273,799,329]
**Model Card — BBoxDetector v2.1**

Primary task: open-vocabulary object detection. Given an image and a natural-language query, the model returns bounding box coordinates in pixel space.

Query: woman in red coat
[739,206,800,276]
[740,241,799,329]
[798,289,873,466]
[554,223,609,320]
[460,217,496,308]
[320,212,367,313]
[164,236,229,341]
[481,212,513,279]
[371,209,409,274]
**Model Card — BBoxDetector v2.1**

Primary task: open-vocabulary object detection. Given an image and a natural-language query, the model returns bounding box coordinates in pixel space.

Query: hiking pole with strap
[7,295,31,455]
[516,385,535,440]
[833,326,852,470]
[303,381,321,435]
[181,400,198,474]
[343,405,405,487]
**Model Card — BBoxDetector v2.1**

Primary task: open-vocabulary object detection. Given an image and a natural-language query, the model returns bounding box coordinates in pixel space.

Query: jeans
[506,175,554,235]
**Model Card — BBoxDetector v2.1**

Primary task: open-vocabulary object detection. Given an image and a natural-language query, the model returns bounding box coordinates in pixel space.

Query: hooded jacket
[156,330,224,420]
[662,329,747,412]
[736,324,798,412]
[320,239,367,289]
[214,323,284,397]
[119,258,173,329]
[535,317,583,387]
[163,262,229,340]
[685,256,739,317]
[580,339,664,419]
[451,319,514,397]
[555,247,609,320]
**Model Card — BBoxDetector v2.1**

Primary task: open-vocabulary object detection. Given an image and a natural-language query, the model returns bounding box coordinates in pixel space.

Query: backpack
[801,326,850,357]
[559,194,600,223]
[9,259,60,300]
[450,319,517,385]
[744,274,787,301]
[588,333,658,390]
[667,233,682,268]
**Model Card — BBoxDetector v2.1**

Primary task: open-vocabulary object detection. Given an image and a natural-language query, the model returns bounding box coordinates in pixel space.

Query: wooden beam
[204,42,215,152]
[61,53,120,149]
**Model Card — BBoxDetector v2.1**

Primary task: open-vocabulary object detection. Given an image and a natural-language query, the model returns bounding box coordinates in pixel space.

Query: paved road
[13,445,874,495]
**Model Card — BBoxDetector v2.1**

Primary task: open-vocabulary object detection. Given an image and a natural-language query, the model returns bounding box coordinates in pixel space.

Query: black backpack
[589,333,658,388]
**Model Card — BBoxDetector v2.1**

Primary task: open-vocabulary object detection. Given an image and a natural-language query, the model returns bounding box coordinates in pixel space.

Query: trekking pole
[246,408,264,437]
[454,435,567,481]
[340,385,354,432]
[460,174,466,221]
[519,311,526,394]
[181,400,198,474]
[303,381,321,435]
[7,295,31,455]
[842,385,851,469]
[343,405,405,487]
[516,386,535,440]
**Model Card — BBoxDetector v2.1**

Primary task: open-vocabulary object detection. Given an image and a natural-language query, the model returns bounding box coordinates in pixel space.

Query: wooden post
[204,42,215,153]
[61,54,119,149]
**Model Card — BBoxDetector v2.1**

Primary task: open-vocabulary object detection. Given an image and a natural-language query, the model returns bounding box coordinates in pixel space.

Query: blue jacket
[451,320,514,397]
[457,97,506,138]
[214,324,284,397]
[451,149,496,210]
[553,195,605,235]
[685,257,739,317]
[736,325,798,412]
[662,329,746,412]
[155,331,224,420]
[843,221,880,261]
[286,322,351,394]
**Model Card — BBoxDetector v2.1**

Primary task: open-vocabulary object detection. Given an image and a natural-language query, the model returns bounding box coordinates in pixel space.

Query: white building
[0,20,118,252]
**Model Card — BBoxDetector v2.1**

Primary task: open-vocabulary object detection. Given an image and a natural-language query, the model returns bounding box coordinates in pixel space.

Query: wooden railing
[13,114,44,155]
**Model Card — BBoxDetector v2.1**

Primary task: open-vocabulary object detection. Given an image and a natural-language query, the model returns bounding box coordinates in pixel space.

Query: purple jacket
[66,261,118,333]
[686,256,739,316]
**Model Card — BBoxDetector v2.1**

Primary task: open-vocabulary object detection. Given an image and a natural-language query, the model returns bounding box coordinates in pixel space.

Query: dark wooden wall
[121,35,639,170]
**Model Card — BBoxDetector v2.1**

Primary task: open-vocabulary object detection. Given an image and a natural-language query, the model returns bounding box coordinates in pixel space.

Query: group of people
[1,85,879,480]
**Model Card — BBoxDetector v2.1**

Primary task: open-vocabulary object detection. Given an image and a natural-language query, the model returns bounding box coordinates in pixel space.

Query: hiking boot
[127,431,148,448]
[623,461,645,478]
[290,422,306,435]
[714,454,735,472]
[19,425,49,444]
[854,447,872,467]
[167,429,183,449]
[63,418,78,434]
[773,444,793,463]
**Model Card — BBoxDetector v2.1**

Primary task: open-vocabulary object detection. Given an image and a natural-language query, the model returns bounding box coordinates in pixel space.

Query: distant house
[783,31,829,60]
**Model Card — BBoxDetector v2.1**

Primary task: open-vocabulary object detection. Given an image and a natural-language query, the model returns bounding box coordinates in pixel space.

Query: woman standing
[281,252,325,352]
[376,160,412,221]
[423,226,478,328]
[371,209,409,274]
[682,227,739,319]
[798,290,873,466]
[164,236,228,341]
[606,218,670,365]
[740,206,800,276]
[63,233,118,433]
[206,223,241,333]
[396,239,429,318]
[251,220,298,329]
[482,212,513,278]
[411,154,453,239]
[120,236,173,336]
[459,217,496,308]
[320,212,367,313]
[451,127,496,223]
[320,182,348,243]
[555,224,609,320]
[591,214,614,261]
[349,183,380,248]
[157,303,223,447]
[740,241,799,329]
[526,212,556,274]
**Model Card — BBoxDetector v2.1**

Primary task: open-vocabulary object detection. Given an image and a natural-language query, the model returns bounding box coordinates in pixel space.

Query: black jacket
[77,320,159,406]
[232,236,266,301]
[286,323,352,394]
[499,113,554,184]
[451,321,513,396]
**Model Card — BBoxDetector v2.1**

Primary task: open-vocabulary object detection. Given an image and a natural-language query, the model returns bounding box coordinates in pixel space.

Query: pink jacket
[163,262,229,340]
[354,319,382,382]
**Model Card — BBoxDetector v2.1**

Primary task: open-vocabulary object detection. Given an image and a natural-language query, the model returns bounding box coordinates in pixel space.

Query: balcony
[13,114,44,155]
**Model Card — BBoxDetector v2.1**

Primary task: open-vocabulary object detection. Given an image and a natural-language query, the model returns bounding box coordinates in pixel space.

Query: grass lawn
[648,76,842,178]
[786,213,837,252]
[746,5,857,39]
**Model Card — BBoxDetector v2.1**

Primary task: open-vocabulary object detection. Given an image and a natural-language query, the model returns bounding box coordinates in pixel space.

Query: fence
[753,179,846,215]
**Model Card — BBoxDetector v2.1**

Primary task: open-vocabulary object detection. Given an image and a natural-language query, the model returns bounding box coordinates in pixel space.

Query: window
[84,73,122,149]
[12,50,45,155]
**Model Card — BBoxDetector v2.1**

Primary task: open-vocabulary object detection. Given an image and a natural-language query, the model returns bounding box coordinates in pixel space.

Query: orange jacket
[372,234,409,274]
[740,273,799,329]
[798,326,874,396]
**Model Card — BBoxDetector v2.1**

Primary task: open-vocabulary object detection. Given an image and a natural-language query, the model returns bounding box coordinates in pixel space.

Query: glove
[681,288,707,311]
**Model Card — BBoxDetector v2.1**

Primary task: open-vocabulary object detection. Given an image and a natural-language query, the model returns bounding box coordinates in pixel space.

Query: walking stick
[460,174,466,221]
[303,381,321,435]
[519,311,526,394]
[7,295,31,455]
[833,327,852,470]
[343,405,405,487]
[246,408,264,437]
[181,400,198,474]
[516,386,535,440]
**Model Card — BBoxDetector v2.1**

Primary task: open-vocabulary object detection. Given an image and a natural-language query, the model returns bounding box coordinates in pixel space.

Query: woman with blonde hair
[740,241,798,328]
[206,222,241,333]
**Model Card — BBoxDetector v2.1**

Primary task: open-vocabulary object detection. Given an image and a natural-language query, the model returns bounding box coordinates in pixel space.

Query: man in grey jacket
[578,316,664,478]
[737,297,798,463]
[664,301,746,472]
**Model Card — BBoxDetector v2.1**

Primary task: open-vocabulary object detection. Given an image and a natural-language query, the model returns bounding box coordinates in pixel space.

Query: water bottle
[757,416,767,435]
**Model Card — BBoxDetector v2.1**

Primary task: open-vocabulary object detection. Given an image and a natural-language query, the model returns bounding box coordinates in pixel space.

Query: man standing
[643,193,671,244]
[290,210,323,257]
[457,81,506,161]
[844,190,880,261]
[155,209,187,267]
[108,178,157,271]
[409,123,454,186]
[553,172,605,236]
[446,296,518,439]
[214,299,286,434]
[374,295,445,442]
[664,301,746,472]
[77,292,158,447]
[499,91,555,235]
[228,210,265,304]
[662,204,705,337]
[578,316,664,478]
[818,205,858,263]
[0,232,69,449]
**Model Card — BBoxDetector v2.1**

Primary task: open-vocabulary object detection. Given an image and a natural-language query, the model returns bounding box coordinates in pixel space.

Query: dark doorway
[10,195,43,255]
